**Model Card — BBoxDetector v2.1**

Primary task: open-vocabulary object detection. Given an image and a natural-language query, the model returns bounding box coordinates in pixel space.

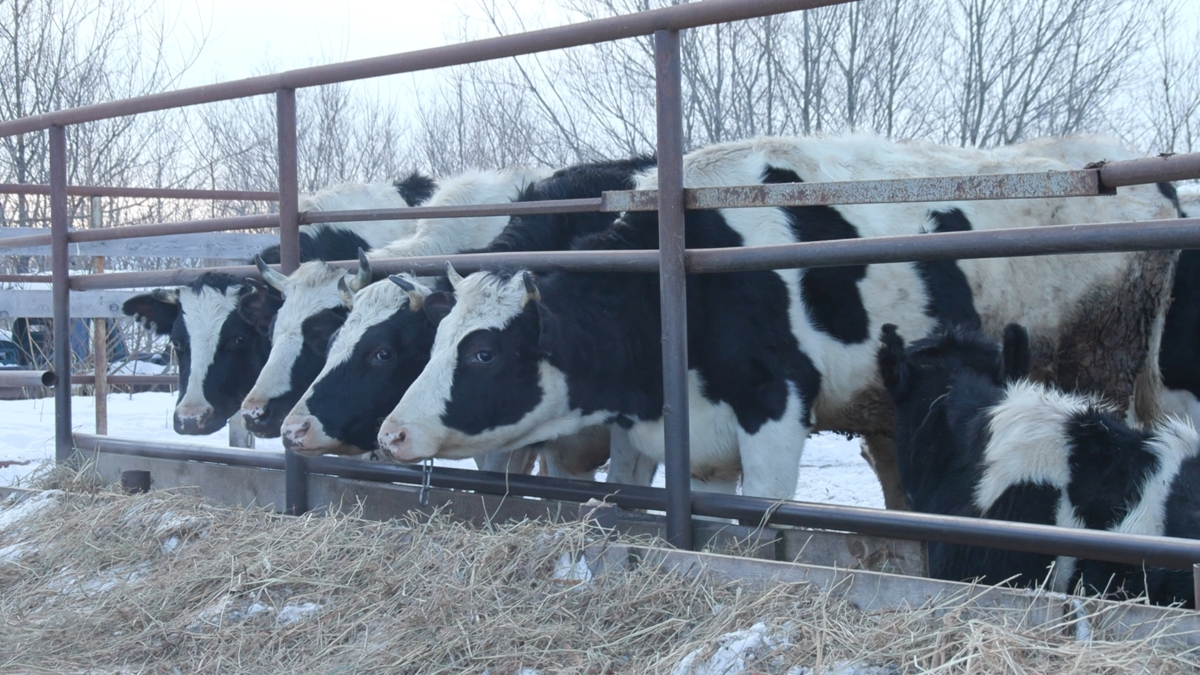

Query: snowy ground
[0,392,884,508]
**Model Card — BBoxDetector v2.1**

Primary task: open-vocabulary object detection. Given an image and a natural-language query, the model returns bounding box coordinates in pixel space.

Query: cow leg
[860,434,910,511]
[737,406,807,501]
[604,425,658,486]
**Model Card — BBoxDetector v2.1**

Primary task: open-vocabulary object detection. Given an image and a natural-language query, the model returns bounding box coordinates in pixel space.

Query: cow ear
[424,291,457,325]
[238,282,283,335]
[877,324,909,398]
[1002,323,1031,382]
[122,292,180,336]
[533,299,559,358]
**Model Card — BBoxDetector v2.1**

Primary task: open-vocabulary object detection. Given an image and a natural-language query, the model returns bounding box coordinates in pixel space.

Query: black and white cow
[1160,188,1200,425]
[121,174,435,435]
[374,134,1178,501]
[878,323,1199,607]
[279,156,656,479]
[238,167,547,437]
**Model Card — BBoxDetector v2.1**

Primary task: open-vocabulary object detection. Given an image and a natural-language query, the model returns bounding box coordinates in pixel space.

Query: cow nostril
[300,420,311,432]
[397,430,407,443]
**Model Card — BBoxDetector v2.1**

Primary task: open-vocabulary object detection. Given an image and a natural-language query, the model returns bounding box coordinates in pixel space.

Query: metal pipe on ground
[0,371,57,387]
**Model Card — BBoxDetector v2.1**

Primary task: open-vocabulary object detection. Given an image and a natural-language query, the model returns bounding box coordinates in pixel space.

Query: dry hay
[0,480,1198,674]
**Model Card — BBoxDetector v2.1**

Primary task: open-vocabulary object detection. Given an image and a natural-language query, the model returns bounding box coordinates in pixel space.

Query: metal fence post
[277,87,308,515]
[91,196,108,435]
[49,125,73,462]
[654,29,692,549]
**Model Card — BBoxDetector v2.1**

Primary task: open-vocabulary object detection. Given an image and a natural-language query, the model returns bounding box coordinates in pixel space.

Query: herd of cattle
[121,133,1200,606]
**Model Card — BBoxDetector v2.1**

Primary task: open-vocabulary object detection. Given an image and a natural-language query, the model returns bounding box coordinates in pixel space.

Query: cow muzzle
[377,420,435,463]
[240,400,281,438]
[174,404,222,435]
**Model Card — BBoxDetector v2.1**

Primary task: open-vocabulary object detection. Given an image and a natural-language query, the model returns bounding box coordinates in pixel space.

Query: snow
[0,489,62,530]
[674,622,788,675]
[0,393,885,509]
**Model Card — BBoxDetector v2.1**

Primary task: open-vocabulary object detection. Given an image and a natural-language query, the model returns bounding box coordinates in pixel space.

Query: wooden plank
[0,289,140,318]
[0,228,274,259]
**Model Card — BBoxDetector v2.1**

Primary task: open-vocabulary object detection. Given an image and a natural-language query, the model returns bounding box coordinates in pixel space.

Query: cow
[121,174,436,435]
[373,133,1178,503]
[1160,189,1200,425]
[237,167,547,438]
[278,156,656,480]
[877,322,1199,607]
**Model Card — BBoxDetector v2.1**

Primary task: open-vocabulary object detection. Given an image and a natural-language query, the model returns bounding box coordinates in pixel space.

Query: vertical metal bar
[276,87,307,515]
[654,29,692,549]
[1194,563,1199,611]
[91,196,107,435]
[49,125,72,462]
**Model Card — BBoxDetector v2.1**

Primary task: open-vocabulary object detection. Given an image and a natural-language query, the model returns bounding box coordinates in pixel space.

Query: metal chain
[419,459,434,507]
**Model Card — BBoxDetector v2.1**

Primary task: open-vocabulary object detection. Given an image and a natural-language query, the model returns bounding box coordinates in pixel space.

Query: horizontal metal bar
[603,170,1107,211]
[0,232,53,251]
[0,183,279,201]
[68,214,279,244]
[1099,152,1200,188]
[65,215,1200,291]
[79,434,1200,570]
[301,198,604,224]
[73,433,284,470]
[686,216,1200,273]
[0,0,851,137]
[71,375,176,386]
[0,370,56,387]
[0,274,53,283]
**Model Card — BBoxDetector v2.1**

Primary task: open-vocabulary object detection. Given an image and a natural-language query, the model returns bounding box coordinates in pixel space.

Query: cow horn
[151,288,179,305]
[446,262,464,289]
[522,271,540,302]
[390,275,425,311]
[255,254,288,291]
[350,248,373,292]
[337,277,356,309]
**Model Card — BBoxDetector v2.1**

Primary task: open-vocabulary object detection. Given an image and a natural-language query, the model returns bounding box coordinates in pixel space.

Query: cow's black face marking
[764,166,869,344]
[307,308,438,451]
[197,307,271,430]
[917,209,981,330]
[442,309,544,435]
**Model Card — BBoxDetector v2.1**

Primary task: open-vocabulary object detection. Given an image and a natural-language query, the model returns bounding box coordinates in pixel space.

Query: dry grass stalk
[0,484,1197,674]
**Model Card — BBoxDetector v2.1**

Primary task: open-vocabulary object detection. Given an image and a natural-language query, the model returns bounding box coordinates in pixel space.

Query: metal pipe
[302,198,604,224]
[0,183,279,201]
[49,126,72,464]
[0,371,57,387]
[602,170,1107,212]
[92,196,108,436]
[0,232,53,251]
[654,29,691,550]
[1099,152,1200,188]
[0,0,854,138]
[276,88,307,516]
[67,216,1200,292]
[0,214,278,252]
[71,375,177,386]
[76,434,1200,570]
[72,433,285,470]
[0,274,53,283]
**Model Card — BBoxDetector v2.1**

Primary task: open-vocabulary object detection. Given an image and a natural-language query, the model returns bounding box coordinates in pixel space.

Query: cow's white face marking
[177,284,243,415]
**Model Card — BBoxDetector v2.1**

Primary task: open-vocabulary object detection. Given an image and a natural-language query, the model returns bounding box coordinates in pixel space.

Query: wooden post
[91,196,108,435]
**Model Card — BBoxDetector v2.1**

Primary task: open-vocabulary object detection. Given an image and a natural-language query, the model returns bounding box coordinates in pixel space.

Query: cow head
[123,272,273,435]
[377,266,582,463]
[280,272,442,456]
[877,322,1029,407]
[238,254,372,437]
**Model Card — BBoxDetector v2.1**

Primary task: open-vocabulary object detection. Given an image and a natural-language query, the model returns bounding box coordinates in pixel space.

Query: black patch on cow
[1157,181,1183,216]
[482,155,656,254]
[442,310,546,435]
[1065,410,1159,531]
[307,307,440,452]
[1160,251,1200,398]
[764,166,869,344]
[393,171,437,206]
[1148,454,1200,607]
[257,227,372,265]
[247,306,350,438]
[236,282,284,336]
[122,294,180,336]
[916,209,981,330]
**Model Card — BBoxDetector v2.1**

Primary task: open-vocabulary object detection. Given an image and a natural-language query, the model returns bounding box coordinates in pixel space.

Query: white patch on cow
[1111,416,1200,537]
[1160,389,1200,430]
[287,275,431,421]
[974,380,1091,513]
[244,262,350,405]
[177,284,244,415]
[369,167,547,260]
[739,382,809,499]
[301,180,423,250]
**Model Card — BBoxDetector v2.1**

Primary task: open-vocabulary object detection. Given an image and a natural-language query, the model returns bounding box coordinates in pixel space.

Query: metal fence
[4,0,1200,581]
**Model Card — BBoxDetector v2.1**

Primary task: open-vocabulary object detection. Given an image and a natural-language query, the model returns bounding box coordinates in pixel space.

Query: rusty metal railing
[5,0,1200,576]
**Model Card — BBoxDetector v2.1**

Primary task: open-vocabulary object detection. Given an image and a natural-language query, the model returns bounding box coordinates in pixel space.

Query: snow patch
[551,553,593,586]
[790,663,898,675]
[191,596,323,629]
[0,490,62,531]
[673,623,788,675]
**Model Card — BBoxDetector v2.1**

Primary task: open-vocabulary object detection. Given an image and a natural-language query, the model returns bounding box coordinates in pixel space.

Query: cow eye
[229,335,248,349]
[470,349,495,365]
[372,347,394,364]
